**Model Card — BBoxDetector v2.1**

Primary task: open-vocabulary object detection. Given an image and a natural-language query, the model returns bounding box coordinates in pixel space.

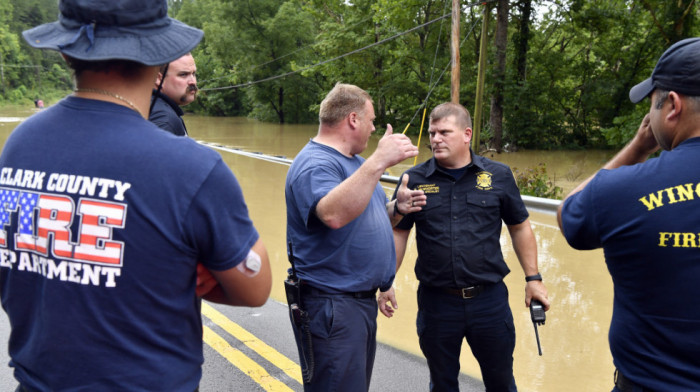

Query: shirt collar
[425,149,485,177]
[151,89,184,116]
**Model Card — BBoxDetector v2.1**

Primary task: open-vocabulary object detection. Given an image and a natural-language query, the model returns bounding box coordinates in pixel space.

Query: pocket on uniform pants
[306,296,334,339]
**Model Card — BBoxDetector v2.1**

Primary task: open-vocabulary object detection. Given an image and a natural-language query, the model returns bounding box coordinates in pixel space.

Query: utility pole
[450,0,460,103]
[472,3,491,154]
[0,51,4,95]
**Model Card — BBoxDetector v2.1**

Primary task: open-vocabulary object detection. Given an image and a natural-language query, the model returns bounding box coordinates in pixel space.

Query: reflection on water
[0,108,617,392]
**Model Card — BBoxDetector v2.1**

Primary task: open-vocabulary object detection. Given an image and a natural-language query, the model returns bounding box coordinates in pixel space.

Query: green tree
[3,0,64,102]
[502,0,698,150]
[0,1,21,98]
[601,0,697,146]
[190,0,319,122]
[4,0,698,152]
[489,0,508,152]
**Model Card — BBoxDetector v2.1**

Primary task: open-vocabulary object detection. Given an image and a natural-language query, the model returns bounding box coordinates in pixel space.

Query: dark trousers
[16,385,199,391]
[613,368,651,392]
[417,281,517,392]
[290,292,378,392]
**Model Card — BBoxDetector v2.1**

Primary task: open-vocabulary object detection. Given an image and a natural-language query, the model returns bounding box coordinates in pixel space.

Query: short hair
[654,88,700,111]
[64,56,147,79]
[319,83,373,126]
[159,53,193,75]
[429,102,472,129]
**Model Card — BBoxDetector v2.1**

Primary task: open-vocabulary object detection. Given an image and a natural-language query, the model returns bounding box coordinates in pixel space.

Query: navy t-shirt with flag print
[0,96,258,391]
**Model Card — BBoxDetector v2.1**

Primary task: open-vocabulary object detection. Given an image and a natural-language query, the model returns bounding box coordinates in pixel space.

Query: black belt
[426,285,485,299]
[614,369,650,392]
[300,283,377,299]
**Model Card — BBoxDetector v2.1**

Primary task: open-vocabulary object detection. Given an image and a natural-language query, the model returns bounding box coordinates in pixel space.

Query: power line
[200,12,451,92]
[0,64,43,68]
[198,0,437,86]
[404,13,482,128]
[199,0,495,92]
[199,14,375,85]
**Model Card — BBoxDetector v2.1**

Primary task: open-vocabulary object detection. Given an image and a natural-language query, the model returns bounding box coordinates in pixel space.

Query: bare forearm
[508,221,538,276]
[387,199,408,227]
[316,156,386,229]
[393,228,410,272]
[201,285,229,304]
[205,239,272,307]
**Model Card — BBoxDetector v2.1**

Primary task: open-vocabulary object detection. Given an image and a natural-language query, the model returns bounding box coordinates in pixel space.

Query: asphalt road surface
[0,299,483,391]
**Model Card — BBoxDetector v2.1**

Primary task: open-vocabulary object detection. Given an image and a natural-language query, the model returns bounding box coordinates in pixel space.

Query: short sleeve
[185,159,259,271]
[290,163,344,229]
[501,169,529,226]
[560,180,602,250]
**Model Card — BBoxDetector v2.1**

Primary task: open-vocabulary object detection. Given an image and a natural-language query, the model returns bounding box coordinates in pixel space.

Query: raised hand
[395,174,426,215]
[371,124,419,169]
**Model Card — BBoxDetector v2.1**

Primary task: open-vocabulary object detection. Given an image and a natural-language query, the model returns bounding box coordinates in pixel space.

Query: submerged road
[0,299,484,391]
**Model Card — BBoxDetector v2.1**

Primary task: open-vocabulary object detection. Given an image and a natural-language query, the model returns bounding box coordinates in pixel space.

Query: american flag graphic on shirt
[1,188,125,266]
[0,188,19,247]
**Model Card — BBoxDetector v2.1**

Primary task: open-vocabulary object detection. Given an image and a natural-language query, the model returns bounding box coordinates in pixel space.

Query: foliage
[600,103,650,146]
[177,0,320,123]
[512,163,563,199]
[0,0,64,104]
[2,0,699,152]
[503,0,697,149]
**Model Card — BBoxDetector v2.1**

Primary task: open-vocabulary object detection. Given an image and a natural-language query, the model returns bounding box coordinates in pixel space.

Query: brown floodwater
[0,107,619,392]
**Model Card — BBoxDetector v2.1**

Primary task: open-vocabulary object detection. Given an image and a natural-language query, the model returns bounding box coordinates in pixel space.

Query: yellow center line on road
[202,303,303,385]
[203,326,294,391]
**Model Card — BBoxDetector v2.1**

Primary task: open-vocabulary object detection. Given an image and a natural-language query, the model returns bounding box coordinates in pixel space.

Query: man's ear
[464,127,473,144]
[154,73,164,87]
[347,111,358,129]
[666,91,682,125]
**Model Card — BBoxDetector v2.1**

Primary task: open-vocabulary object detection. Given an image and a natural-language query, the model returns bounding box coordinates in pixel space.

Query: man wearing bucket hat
[0,0,272,391]
[558,37,700,391]
[149,53,198,136]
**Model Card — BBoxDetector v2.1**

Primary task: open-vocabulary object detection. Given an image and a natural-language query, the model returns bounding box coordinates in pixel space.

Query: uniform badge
[475,171,493,190]
[417,183,440,193]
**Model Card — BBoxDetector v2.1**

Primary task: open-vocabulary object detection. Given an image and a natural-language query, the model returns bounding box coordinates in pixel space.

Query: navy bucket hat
[629,37,700,103]
[22,0,203,66]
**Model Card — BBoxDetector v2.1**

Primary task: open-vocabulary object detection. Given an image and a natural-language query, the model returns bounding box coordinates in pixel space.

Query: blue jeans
[417,281,517,392]
[290,293,378,392]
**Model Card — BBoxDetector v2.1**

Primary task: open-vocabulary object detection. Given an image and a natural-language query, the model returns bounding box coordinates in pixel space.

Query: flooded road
[0,108,618,391]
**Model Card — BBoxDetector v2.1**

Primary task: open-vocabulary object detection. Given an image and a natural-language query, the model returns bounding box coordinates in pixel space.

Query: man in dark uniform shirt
[379,102,550,392]
[149,53,198,136]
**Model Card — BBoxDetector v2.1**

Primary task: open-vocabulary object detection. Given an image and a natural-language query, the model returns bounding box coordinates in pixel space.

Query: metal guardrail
[201,141,562,215]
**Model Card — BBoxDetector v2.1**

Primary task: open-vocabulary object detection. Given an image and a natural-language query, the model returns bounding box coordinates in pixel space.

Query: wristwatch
[393,200,406,217]
[525,273,542,282]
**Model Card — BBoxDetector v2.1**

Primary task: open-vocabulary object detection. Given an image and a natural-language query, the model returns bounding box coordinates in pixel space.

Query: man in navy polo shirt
[558,38,700,391]
[285,83,423,391]
[381,102,550,391]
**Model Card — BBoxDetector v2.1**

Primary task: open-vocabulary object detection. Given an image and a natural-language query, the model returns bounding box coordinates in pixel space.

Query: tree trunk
[514,0,532,83]
[489,0,508,153]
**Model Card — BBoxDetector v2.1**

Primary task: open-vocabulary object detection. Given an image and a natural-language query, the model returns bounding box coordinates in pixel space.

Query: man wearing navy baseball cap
[558,37,700,391]
[0,1,272,391]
